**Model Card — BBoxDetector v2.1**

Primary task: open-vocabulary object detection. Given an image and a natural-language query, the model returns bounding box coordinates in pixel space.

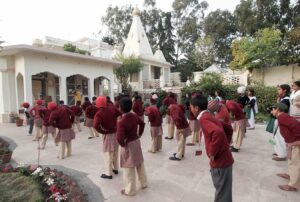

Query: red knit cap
[47,102,57,110]
[208,99,221,113]
[36,100,43,105]
[96,96,107,108]
[21,102,30,108]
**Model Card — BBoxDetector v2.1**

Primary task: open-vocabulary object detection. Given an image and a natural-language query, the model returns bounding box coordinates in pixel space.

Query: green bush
[181,74,278,115]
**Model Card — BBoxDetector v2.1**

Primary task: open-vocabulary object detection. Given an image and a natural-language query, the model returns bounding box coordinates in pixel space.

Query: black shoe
[230,147,239,152]
[112,170,119,175]
[88,137,94,139]
[165,137,173,140]
[173,153,184,158]
[169,156,181,161]
[101,174,112,179]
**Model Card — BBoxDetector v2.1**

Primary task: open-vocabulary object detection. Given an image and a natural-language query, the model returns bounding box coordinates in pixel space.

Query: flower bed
[0,164,87,202]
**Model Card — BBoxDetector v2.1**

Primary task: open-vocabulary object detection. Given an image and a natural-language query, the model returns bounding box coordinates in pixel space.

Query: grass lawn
[0,172,44,202]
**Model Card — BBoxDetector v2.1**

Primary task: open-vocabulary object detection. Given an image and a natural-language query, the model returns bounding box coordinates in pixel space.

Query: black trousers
[28,118,34,134]
[210,165,232,202]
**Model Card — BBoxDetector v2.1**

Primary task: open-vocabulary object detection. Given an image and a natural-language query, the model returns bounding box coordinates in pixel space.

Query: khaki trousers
[58,141,72,159]
[191,130,199,144]
[123,163,147,196]
[232,125,244,149]
[176,133,186,159]
[33,126,42,140]
[40,132,56,149]
[150,135,162,152]
[73,123,82,132]
[88,127,99,137]
[168,122,175,138]
[288,146,300,188]
[103,148,119,176]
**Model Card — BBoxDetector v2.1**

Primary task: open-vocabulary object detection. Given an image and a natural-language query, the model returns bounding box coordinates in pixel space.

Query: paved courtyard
[1,121,300,202]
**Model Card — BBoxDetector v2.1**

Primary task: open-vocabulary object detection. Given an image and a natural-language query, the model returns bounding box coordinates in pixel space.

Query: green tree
[193,36,216,70]
[293,0,300,27]
[286,27,300,63]
[230,27,284,71]
[102,36,116,46]
[114,55,143,91]
[204,9,237,65]
[63,43,76,52]
[101,5,133,45]
[234,0,257,36]
[172,0,208,66]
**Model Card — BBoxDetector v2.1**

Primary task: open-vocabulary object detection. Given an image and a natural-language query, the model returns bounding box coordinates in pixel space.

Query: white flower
[46,178,54,186]
[32,167,42,175]
[50,171,56,177]
[39,171,44,177]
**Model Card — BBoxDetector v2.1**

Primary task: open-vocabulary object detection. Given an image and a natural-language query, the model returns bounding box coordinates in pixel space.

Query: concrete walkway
[1,122,299,202]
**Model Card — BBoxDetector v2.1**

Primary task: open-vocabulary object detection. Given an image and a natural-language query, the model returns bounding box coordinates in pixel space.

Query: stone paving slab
[1,122,300,202]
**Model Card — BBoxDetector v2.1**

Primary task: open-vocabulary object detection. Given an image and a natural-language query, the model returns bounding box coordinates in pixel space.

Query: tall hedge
[181,73,277,114]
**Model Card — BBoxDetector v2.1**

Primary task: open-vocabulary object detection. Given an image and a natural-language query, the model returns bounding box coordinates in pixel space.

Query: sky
[0,0,240,45]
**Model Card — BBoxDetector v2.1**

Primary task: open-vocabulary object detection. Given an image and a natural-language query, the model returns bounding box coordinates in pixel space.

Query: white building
[0,43,121,123]
[122,7,172,91]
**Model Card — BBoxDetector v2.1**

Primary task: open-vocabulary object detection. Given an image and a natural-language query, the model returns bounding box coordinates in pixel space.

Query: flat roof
[0,44,122,67]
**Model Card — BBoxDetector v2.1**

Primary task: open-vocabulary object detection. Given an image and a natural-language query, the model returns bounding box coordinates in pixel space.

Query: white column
[24,72,33,106]
[109,79,114,100]
[160,67,165,88]
[89,78,95,100]
[59,76,67,103]
[148,65,151,80]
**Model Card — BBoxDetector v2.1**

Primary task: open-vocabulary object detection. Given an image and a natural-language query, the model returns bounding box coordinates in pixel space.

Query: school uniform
[162,96,177,138]
[198,110,234,202]
[247,96,258,129]
[188,109,200,144]
[290,90,300,121]
[117,112,147,196]
[169,104,191,159]
[215,104,231,125]
[70,105,83,132]
[24,108,34,135]
[39,108,57,149]
[132,99,144,121]
[145,106,163,153]
[94,106,121,177]
[29,105,46,141]
[277,113,300,189]
[49,106,76,159]
[226,100,246,150]
[273,97,290,158]
[85,105,99,138]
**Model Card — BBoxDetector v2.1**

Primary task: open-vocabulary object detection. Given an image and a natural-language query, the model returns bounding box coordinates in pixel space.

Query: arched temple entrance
[66,74,89,105]
[94,76,110,97]
[31,72,60,103]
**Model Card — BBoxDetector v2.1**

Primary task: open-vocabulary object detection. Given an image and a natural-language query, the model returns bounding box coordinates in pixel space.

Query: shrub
[181,74,278,115]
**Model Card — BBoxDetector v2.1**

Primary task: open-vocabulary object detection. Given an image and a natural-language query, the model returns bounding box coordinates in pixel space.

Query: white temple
[122,7,172,91]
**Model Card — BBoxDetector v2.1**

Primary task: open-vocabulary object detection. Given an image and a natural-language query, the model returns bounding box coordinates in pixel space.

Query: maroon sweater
[85,105,98,119]
[132,100,144,116]
[70,105,83,117]
[39,108,52,126]
[81,101,92,111]
[29,105,46,119]
[145,106,162,127]
[94,106,121,134]
[199,111,234,168]
[169,104,189,129]
[49,106,75,129]
[278,113,300,143]
[117,112,145,147]
[226,100,245,121]
[162,96,177,106]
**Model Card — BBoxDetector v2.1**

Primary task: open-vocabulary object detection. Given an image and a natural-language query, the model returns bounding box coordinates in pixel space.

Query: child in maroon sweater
[191,95,234,202]
[168,104,191,161]
[145,105,163,153]
[271,103,300,191]
[117,98,147,196]
[70,101,83,132]
[94,96,121,180]
[85,104,99,139]
[39,107,57,149]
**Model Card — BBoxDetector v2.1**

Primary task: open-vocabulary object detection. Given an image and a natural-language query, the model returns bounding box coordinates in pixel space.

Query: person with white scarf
[290,81,300,122]
[247,88,258,130]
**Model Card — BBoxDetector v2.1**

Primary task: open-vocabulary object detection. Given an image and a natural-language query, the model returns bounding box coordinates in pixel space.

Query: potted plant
[0,147,13,164]
[15,117,24,127]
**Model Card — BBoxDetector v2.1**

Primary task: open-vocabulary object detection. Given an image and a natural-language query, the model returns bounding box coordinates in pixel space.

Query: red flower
[49,185,58,193]
[59,188,66,194]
